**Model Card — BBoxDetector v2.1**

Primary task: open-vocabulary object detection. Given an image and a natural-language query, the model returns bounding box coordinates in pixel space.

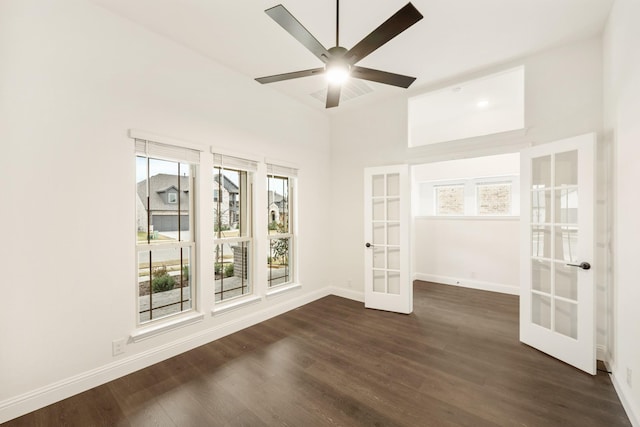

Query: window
[213,154,256,302]
[267,164,296,288]
[476,182,512,215]
[435,185,465,215]
[135,139,199,324]
[418,175,519,217]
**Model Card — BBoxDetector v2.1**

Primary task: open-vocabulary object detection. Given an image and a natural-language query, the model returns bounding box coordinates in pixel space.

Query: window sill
[212,295,262,317]
[415,215,520,221]
[130,312,204,343]
[266,283,302,298]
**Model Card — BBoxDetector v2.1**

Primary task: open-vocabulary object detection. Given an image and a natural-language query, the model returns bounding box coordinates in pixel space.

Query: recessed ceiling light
[476,99,490,108]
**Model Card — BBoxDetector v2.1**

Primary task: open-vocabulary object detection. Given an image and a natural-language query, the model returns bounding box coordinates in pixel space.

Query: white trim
[596,344,609,362]
[212,295,262,316]
[0,287,329,424]
[130,312,204,343]
[414,215,519,221]
[413,273,520,295]
[329,286,365,302]
[266,282,302,298]
[605,361,640,427]
[129,129,205,153]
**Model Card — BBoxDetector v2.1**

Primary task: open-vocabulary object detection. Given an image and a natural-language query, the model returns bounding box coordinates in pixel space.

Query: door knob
[566,262,591,270]
[365,242,373,248]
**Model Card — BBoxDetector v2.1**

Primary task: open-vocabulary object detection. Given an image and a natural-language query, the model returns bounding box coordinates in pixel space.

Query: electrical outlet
[112,339,126,356]
[627,367,632,388]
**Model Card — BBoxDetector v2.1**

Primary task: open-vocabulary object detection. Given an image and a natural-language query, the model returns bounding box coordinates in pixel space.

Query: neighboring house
[137,174,191,232]
[268,190,287,224]
[137,173,240,233]
[214,174,240,228]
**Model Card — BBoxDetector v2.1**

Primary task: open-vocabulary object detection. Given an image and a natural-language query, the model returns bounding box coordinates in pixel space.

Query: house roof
[137,174,190,212]
[214,174,239,194]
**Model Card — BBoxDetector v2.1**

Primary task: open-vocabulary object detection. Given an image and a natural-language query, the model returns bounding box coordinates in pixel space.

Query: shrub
[152,265,176,292]
[224,263,234,277]
[214,262,223,275]
[268,221,279,231]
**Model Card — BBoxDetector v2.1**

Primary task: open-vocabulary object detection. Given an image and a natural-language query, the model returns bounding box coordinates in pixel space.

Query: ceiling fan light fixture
[326,62,351,85]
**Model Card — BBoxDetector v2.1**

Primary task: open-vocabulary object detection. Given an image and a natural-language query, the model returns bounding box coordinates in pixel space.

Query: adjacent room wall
[412,154,520,295]
[0,0,331,421]
[603,0,640,423]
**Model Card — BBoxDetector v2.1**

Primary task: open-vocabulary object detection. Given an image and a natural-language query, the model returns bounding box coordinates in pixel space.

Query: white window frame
[266,163,297,290]
[134,138,199,327]
[212,153,257,305]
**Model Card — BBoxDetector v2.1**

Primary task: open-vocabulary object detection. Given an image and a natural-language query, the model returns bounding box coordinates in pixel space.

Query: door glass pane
[555,150,578,186]
[531,190,551,223]
[373,224,385,245]
[532,260,551,293]
[387,223,400,246]
[372,174,384,197]
[532,294,551,329]
[387,198,400,221]
[373,200,385,221]
[373,271,385,292]
[387,173,400,197]
[532,226,551,258]
[555,300,578,339]
[388,272,400,295]
[387,247,400,270]
[555,188,578,224]
[532,155,551,189]
[373,247,385,269]
[555,263,578,301]
[555,226,578,263]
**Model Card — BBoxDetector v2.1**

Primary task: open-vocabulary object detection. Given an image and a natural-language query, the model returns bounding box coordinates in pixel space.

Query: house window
[418,175,519,217]
[267,164,296,288]
[135,139,199,324]
[477,182,512,215]
[435,185,465,215]
[213,154,256,302]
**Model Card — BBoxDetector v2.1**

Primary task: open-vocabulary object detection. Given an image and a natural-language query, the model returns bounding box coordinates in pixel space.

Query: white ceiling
[90,0,614,113]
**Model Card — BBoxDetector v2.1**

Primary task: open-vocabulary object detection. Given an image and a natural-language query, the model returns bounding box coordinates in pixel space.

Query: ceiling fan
[255,1,423,108]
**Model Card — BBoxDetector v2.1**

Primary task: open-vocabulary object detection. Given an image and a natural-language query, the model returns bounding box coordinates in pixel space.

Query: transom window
[135,139,199,324]
[418,175,519,217]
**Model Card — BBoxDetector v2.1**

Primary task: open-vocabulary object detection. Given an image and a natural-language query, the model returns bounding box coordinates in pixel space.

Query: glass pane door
[371,173,401,295]
[530,150,579,339]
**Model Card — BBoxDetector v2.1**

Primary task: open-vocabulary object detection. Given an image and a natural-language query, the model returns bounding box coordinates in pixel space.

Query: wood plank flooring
[4,281,631,426]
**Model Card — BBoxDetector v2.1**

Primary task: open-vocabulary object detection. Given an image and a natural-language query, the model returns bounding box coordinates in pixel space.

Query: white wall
[330,36,603,295]
[413,218,520,294]
[603,0,640,424]
[0,0,331,421]
[412,154,520,294]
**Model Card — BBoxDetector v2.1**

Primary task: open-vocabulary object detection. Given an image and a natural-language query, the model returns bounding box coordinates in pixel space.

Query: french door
[520,133,595,374]
[363,165,412,314]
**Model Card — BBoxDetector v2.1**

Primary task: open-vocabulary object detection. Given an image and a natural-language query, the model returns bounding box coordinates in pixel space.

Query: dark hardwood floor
[4,281,630,426]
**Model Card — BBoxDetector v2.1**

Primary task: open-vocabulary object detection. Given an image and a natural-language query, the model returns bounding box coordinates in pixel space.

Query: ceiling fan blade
[351,66,416,88]
[255,67,325,84]
[265,5,331,63]
[344,3,423,65]
[326,84,341,108]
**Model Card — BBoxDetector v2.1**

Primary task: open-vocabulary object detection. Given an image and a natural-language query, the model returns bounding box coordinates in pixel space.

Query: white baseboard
[414,273,519,296]
[597,344,609,362]
[604,361,640,427]
[0,287,330,424]
[328,286,364,302]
